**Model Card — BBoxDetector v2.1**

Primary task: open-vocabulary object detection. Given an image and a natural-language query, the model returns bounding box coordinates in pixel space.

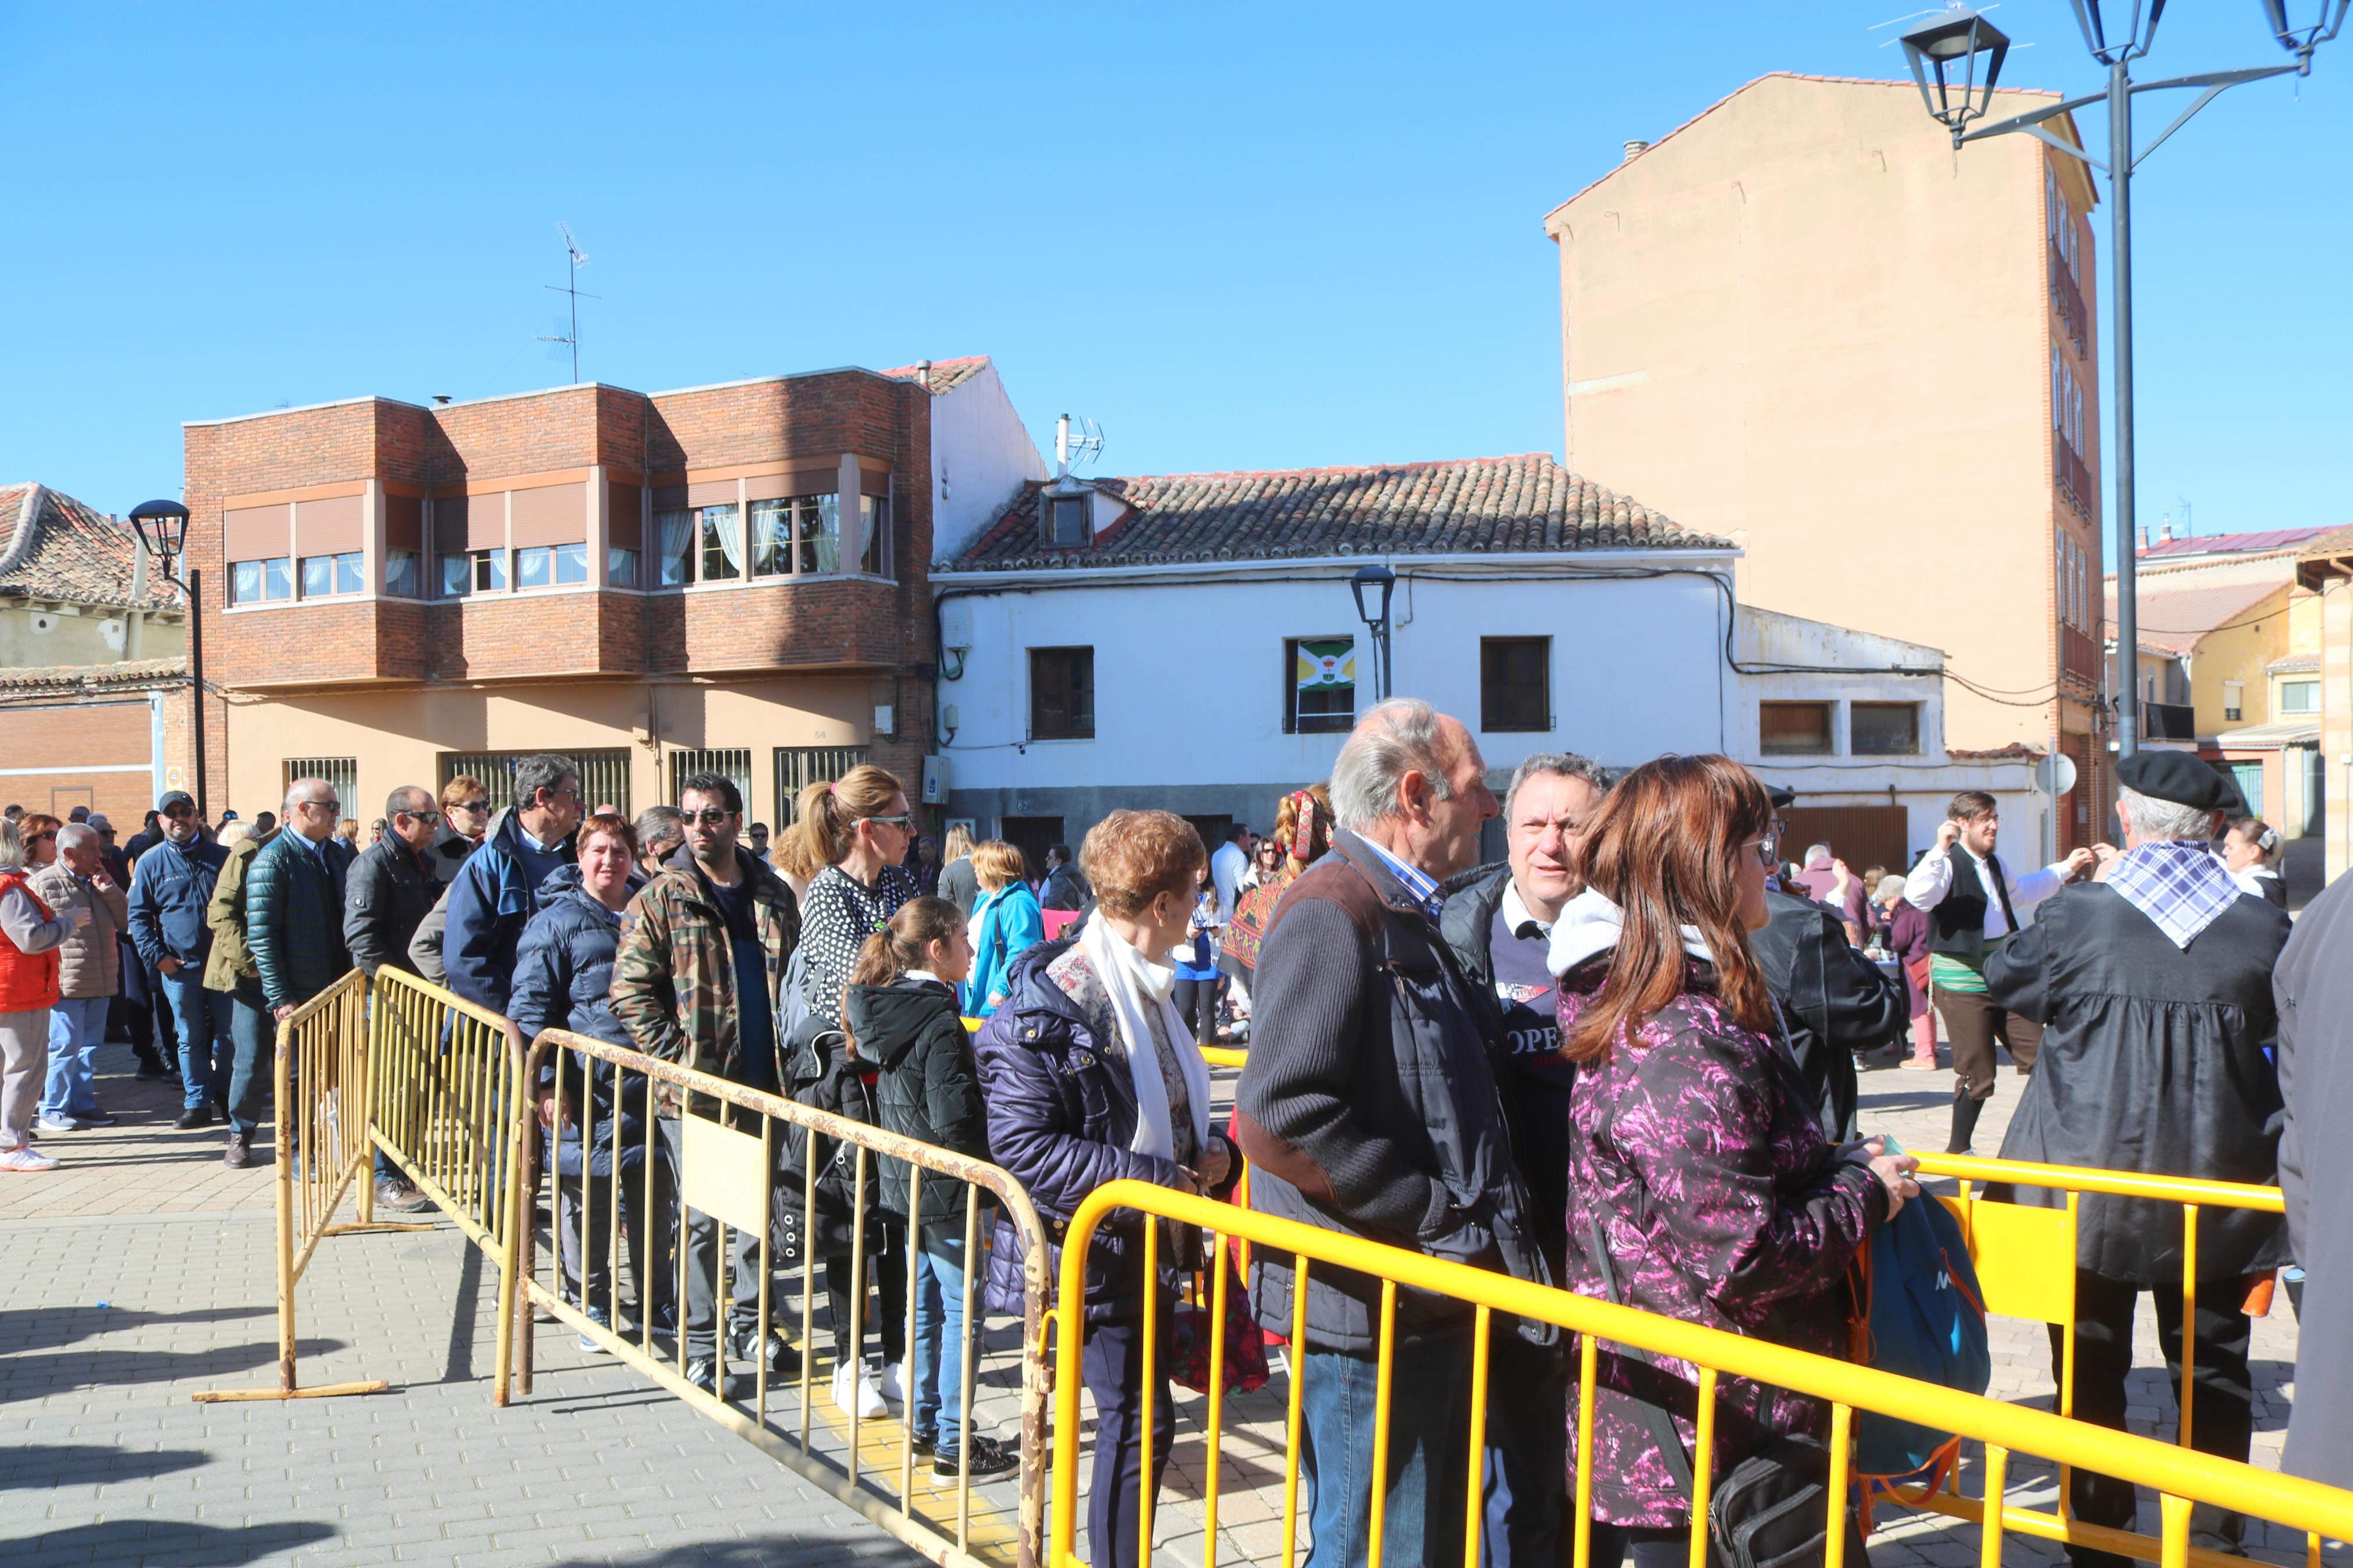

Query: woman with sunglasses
[1550,755,1917,1568]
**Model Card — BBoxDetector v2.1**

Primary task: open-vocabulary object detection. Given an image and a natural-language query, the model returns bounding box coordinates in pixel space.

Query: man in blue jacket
[441,753,581,1019]
[126,791,234,1144]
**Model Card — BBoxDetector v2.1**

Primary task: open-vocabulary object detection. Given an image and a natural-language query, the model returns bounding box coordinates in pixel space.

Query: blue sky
[2,3,2343,560]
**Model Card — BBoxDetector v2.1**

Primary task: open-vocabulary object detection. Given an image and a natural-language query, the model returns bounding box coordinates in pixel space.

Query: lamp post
[1348,563,1397,703]
[1900,1,2344,760]
[127,499,204,822]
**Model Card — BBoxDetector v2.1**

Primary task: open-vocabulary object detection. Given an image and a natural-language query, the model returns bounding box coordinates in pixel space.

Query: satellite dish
[2036,753,2078,797]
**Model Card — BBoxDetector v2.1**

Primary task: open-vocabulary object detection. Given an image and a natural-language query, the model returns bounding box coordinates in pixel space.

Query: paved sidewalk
[1,1041,933,1567]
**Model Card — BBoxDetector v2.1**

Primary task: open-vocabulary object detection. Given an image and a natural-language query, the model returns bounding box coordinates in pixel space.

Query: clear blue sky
[2,3,2343,561]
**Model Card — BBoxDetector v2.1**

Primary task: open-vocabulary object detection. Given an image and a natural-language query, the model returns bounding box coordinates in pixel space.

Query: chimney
[2157,518,2173,544]
[915,360,932,391]
[1623,140,1650,163]
[2137,525,2150,551]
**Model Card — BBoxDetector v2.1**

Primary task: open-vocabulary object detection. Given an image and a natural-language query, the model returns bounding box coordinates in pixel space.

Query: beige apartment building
[1546,73,2107,853]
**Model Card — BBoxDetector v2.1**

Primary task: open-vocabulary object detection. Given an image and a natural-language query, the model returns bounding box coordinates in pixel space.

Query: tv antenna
[1054,413,1105,479]
[535,223,599,383]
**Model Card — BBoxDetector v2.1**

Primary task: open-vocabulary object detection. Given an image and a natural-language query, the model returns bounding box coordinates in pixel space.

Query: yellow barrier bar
[2181,1205,2200,1448]
[1689,1367,1717,1568]
[1573,1335,1596,1568]
[1045,1179,2353,1567]
[1367,1278,1397,1568]
[1205,1223,1230,1568]
[1461,1306,1490,1568]
[1199,1046,1248,1069]
[1980,1445,2009,1568]
[1825,1403,1852,1568]
[1279,1257,1310,1568]
[1915,1152,2284,1212]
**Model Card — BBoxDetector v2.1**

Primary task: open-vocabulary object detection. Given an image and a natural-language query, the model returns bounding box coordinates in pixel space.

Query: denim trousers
[1300,1325,1474,1568]
[911,1225,973,1449]
[1083,1300,1176,1568]
[225,993,275,1135]
[41,996,111,1121]
[160,966,235,1114]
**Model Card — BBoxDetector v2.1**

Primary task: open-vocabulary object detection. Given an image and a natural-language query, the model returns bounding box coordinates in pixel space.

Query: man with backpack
[609,772,801,1398]
[1985,752,2290,1568]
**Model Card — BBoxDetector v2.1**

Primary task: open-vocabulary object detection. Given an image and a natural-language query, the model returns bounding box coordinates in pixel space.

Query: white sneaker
[878,1360,907,1403]
[33,1116,81,1135]
[832,1361,885,1418]
[0,1145,60,1173]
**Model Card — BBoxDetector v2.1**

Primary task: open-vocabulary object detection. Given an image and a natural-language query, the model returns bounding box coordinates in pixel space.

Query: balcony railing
[2057,438,2096,523]
[2144,702,2199,742]
[2050,241,2089,354]
[2060,624,2100,687]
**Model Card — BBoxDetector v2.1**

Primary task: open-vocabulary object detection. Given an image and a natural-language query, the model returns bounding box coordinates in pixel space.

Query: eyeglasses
[686,808,735,827]
[451,799,489,815]
[861,815,915,831]
[27,831,56,844]
[1741,835,1778,868]
[161,804,196,820]
[303,799,342,816]
[400,810,443,827]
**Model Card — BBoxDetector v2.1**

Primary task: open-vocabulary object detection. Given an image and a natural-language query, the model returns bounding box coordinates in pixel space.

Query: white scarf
[1546,886,1717,977]
[1078,909,1213,1162]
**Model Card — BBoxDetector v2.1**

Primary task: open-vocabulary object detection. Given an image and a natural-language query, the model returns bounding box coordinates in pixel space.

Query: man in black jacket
[1238,698,1551,1568]
[342,785,443,1213]
[1988,751,2288,1568]
[2277,859,2353,1491]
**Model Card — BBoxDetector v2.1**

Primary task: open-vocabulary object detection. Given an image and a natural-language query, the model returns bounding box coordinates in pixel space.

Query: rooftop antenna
[535,223,599,383]
[1053,413,1105,485]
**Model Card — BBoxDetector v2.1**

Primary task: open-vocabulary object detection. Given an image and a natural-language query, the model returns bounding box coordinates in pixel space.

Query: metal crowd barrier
[511,1028,1056,1568]
[1903,1151,2292,1563]
[194,968,431,1402]
[1045,1178,2347,1568]
[363,964,538,1404]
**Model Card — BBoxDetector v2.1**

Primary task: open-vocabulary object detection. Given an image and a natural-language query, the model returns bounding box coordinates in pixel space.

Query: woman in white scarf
[971,809,1233,1568]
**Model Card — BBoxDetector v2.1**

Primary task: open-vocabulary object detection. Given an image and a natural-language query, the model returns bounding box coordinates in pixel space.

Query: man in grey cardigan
[1236,698,1553,1568]
[2277,868,2353,1489]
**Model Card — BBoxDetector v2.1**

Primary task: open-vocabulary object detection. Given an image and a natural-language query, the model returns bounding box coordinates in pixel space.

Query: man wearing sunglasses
[441,754,581,1018]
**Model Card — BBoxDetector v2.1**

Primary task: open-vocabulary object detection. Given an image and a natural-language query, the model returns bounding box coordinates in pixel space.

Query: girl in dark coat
[844,895,1013,1480]
[974,810,1235,1568]
[507,813,670,1342]
[1546,757,1916,1567]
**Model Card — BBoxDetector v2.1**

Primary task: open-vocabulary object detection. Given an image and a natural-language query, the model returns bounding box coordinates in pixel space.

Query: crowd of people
[0,705,2343,1568]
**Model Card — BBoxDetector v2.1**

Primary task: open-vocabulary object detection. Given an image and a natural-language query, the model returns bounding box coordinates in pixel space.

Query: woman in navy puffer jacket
[975,810,1236,1568]
[507,815,672,1335]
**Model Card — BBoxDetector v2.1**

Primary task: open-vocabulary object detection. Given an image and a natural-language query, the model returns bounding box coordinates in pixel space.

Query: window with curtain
[384,550,422,599]
[655,509,695,586]
[750,497,792,577]
[860,494,889,576]
[796,495,841,574]
[700,503,743,582]
[608,547,638,588]
[300,552,364,598]
[233,557,294,605]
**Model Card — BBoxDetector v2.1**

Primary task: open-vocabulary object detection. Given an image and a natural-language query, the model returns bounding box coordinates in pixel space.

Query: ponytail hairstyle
[847,895,968,993]
[793,763,904,869]
[1561,753,1777,1064]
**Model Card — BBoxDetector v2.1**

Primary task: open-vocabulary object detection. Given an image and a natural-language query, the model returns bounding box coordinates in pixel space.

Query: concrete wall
[0,602,187,667]
[928,364,1046,563]
[1547,74,2098,757]
[936,557,1733,845]
[2187,586,2292,735]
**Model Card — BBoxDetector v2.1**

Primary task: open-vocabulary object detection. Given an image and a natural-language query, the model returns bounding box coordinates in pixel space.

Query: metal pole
[2109,56,2139,760]
[187,565,209,820]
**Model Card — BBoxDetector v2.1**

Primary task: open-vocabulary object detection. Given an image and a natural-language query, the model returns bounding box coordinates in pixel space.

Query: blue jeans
[225,994,275,1135]
[160,966,235,1114]
[912,1225,973,1449]
[41,996,109,1121]
[1300,1325,1474,1568]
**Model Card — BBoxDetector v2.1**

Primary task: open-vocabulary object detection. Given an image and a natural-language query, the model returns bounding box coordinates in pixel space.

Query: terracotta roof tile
[941,453,1724,573]
[2104,578,2285,657]
[0,655,186,698]
[2137,527,2333,559]
[0,483,181,611]
[878,356,991,395]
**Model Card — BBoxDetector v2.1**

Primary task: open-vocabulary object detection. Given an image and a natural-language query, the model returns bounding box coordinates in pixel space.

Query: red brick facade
[183,369,938,812]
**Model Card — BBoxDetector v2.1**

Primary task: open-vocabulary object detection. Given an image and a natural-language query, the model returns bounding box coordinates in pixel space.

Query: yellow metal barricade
[367,964,538,1404]
[194,969,429,1402]
[1046,1178,2344,1568]
[512,1029,1057,1568]
[1198,1046,1248,1069]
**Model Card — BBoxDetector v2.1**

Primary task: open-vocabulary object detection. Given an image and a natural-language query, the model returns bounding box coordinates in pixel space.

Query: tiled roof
[2105,578,2287,657]
[878,356,991,395]
[2267,653,2320,674]
[2138,527,2333,559]
[941,453,1724,573]
[0,483,182,611]
[1949,744,2046,762]
[0,655,186,699]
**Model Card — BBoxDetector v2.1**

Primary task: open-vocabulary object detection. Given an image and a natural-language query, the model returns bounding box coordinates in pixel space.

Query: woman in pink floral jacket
[1546,755,1918,1567]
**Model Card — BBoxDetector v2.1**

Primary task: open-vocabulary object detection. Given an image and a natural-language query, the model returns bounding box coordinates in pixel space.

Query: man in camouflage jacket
[608,773,800,1394]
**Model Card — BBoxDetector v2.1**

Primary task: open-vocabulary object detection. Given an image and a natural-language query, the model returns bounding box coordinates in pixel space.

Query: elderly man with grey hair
[1237,698,1557,1568]
[1985,749,2290,1568]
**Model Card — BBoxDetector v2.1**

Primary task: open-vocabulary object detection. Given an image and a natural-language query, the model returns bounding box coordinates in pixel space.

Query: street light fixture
[1348,563,1396,703]
[1902,1,2338,760]
[127,499,207,822]
[1898,6,2011,140]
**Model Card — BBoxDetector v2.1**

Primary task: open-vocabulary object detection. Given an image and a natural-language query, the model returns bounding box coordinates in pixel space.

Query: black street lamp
[1901,1,2343,760]
[127,499,207,822]
[1348,563,1396,703]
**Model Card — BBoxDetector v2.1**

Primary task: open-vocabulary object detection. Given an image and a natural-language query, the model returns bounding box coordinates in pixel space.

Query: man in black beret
[1984,751,2288,1568]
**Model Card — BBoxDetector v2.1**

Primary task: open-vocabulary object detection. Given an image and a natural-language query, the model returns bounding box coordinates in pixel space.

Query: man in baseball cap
[1982,749,2287,1565]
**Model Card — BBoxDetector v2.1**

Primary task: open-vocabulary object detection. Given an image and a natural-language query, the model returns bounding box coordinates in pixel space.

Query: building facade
[0,482,193,822]
[2297,528,2353,882]
[1543,72,2108,852]
[183,358,1040,829]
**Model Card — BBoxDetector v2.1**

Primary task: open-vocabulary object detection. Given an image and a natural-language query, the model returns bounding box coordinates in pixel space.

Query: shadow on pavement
[2,1518,336,1567]
[576,1535,920,1567]
[0,1445,210,1490]
[0,1303,271,1356]
[0,1338,345,1404]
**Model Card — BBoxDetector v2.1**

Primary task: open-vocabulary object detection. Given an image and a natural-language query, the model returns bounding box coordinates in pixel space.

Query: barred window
[775,746,872,825]
[282,756,359,815]
[439,748,633,817]
[669,748,753,815]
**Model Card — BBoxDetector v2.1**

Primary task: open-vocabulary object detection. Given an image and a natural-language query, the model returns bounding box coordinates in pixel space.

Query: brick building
[183,357,1042,828]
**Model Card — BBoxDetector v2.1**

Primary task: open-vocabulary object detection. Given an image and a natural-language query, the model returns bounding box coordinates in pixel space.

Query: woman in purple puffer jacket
[1546,755,1918,1568]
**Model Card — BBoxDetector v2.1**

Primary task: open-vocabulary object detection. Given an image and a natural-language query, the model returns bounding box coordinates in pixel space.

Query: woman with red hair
[1549,755,1917,1568]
